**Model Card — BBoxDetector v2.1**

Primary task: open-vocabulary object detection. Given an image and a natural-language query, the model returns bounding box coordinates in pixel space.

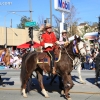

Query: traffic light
[64,23,67,31]
[28,27,33,39]
[44,19,47,27]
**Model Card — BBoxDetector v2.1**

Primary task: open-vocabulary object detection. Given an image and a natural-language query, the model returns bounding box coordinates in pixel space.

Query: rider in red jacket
[40,23,57,74]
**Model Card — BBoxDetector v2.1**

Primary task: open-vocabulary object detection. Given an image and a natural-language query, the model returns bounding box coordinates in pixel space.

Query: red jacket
[40,32,57,51]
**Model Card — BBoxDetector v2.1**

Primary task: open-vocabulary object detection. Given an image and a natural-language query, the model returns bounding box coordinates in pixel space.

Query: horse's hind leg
[21,74,30,97]
[77,64,86,84]
[36,70,49,98]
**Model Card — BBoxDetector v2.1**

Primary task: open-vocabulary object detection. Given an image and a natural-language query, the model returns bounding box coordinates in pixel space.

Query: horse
[94,52,100,86]
[0,48,10,67]
[0,48,10,87]
[20,36,86,100]
[72,40,90,83]
[50,39,90,84]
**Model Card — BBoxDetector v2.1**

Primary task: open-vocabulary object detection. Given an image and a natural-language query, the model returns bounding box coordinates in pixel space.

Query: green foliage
[17,16,40,30]
[17,16,30,29]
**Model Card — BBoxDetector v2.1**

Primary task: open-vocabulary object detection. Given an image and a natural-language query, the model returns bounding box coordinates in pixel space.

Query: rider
[40,23,58,74]
[59,30,69,46]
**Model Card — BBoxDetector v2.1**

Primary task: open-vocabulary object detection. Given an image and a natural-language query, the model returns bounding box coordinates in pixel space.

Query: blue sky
[0,0,100,28]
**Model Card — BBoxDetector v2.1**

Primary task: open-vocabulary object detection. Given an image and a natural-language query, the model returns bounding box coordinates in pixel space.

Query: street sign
[25,21,36,27]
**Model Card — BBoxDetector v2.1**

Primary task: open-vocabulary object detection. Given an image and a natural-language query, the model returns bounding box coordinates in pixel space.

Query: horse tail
[20,53,29,89]
[20,51,38,90]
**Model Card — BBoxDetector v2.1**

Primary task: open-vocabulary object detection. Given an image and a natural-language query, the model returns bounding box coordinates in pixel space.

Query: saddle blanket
[38,58,58,63]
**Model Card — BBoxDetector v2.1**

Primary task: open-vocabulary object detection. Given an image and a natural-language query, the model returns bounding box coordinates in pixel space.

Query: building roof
[79,23,87,26]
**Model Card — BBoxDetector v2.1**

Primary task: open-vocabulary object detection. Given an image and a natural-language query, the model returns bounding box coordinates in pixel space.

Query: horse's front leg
[77,63,86,84]
[36,70,49,98]
[62,73,72,100]
[95,70,99,86]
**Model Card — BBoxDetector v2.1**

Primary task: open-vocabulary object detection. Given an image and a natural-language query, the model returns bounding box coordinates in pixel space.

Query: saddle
[37,46,61,73]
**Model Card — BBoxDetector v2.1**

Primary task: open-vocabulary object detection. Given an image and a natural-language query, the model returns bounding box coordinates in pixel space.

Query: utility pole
[50,0,52,26]
[29,0,32,21]
[10,19,12,28]
[28,0,34,51]
[98,16,100,35]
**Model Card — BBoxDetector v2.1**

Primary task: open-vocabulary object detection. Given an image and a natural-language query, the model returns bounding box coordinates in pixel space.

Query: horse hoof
[41,89,49,98]
[61,90,65,95]
[94,82,99,86]
[2,84,6,87]
[45,95,50,98]
[80,81,86,84]
[68,98,72,100]
[23,94,27,98]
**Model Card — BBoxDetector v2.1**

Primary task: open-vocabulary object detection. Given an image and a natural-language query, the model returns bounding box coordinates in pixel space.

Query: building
[0,27,40,49]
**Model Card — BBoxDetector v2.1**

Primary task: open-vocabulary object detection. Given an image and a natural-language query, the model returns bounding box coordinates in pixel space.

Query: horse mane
[63,41,73,52]
[5,48,10,57]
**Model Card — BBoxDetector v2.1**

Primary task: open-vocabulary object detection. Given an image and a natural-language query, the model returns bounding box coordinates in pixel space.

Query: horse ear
[76,35,81,42]
[74,35,77,40]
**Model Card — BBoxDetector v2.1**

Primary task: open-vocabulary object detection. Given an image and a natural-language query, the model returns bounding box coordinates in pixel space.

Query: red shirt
[40,32,57,51]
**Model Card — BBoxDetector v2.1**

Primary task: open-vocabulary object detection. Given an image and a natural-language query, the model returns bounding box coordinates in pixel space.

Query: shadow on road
[0,72,14,86]
[26,75,63,97]
[86,77,100,88]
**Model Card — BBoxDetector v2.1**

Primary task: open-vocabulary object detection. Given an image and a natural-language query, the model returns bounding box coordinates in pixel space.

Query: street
[0,69,100,100]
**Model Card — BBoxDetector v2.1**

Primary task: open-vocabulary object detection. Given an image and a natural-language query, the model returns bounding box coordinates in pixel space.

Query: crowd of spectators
[81,36,100,70]
[0,49,30,69]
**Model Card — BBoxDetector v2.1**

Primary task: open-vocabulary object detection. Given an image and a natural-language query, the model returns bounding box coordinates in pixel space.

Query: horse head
[64,35,86,57]
[75,36,86,56]
[84,40,91,55]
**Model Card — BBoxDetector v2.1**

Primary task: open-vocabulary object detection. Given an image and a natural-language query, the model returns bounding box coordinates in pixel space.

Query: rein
[65,48,74,61]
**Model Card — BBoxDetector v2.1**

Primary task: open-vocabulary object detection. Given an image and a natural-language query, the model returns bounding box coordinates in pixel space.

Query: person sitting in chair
[40,23,58,74]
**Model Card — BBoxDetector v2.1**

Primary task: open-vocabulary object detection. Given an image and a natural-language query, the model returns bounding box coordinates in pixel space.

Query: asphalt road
[0,69,100,100]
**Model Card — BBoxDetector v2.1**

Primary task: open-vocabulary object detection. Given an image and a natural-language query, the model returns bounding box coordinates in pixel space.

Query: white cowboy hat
[45,23,52,29]
[62,30,67,33]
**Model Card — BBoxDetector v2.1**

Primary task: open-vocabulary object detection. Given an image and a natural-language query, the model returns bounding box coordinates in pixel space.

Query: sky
[0,0,100,28]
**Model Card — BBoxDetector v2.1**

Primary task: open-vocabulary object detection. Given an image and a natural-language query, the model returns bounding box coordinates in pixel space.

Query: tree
[52,4,80,37]
[17,16,39,30]
[17,16,30,29]
[65,5,80,35]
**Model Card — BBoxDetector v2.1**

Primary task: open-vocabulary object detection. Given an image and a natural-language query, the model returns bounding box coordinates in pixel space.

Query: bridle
[64,41,86,61]
[77,42,86,53]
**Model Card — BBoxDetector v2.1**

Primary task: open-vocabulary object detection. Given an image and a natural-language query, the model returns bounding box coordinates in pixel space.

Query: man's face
[47,27,52,32]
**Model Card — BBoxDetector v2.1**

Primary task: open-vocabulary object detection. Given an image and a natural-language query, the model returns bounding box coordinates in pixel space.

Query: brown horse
[0,48,10,87]
[20,36,86,100]
[0,48,10,66]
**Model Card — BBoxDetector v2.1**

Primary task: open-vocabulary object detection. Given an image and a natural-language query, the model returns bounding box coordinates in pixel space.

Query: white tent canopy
[84,32,98,37]
[83,32,98,40]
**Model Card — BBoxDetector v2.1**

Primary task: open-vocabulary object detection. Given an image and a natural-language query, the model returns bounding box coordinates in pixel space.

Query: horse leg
[36,70,49,98]
[77,64,86,84]
[62,73,72,100]
[21,74,30,97]
[58,76,65,96]
[95,70,99,86]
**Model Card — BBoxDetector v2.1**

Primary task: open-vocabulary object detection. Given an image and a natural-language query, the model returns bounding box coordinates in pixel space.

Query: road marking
[0,88,100,95]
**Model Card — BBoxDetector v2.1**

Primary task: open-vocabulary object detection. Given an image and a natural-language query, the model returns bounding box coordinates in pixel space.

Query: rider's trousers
[46,50,55,69]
